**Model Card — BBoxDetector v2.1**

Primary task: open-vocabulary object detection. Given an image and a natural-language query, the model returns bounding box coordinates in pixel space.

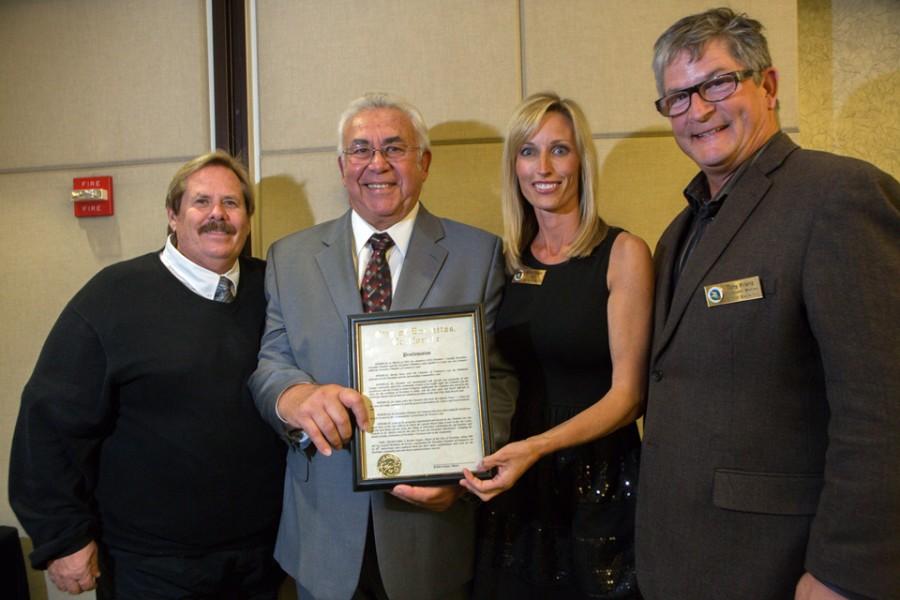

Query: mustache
[198,220,237,234]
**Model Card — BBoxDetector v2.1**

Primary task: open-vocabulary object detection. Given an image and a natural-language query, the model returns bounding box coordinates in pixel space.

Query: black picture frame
[349,304,493,491]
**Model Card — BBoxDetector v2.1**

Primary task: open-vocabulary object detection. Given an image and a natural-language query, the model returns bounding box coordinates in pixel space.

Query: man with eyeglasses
[249,92,516,600]
[636,8,898,600]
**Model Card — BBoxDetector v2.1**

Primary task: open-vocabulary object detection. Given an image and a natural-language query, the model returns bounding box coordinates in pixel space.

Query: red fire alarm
[72,176,114,217]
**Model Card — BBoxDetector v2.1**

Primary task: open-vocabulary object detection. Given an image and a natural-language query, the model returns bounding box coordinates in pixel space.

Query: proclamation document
[349,305,491,490]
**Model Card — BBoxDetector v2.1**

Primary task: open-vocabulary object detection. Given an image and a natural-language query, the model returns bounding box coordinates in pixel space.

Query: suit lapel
[393,205,447,310]
[315,211,362,332]
[653,133,798,361]
[653,208,692,339]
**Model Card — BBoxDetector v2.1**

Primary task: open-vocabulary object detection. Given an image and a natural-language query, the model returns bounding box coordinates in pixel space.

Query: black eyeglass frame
[654,69,757,117]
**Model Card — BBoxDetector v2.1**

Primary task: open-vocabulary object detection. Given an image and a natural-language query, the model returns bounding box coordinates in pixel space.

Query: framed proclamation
[349,304,493,490]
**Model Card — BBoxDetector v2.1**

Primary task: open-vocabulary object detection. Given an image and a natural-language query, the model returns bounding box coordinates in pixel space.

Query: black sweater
[10,253,285,568]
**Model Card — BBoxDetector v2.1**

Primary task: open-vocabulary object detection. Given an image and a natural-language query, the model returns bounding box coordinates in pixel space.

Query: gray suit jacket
[636,133,900,600]
[250,205,516,600]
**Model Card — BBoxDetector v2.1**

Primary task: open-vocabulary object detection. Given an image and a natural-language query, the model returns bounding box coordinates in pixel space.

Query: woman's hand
[459,437,544,501]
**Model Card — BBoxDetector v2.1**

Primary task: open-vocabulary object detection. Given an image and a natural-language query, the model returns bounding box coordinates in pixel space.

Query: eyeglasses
[342,144,420,165]
[655,70,756,117]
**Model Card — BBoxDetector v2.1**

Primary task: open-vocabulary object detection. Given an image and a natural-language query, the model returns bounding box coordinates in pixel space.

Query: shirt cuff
[275,384,311,450]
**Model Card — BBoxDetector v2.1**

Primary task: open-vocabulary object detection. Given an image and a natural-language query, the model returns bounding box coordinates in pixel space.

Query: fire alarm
[72,176,114,217]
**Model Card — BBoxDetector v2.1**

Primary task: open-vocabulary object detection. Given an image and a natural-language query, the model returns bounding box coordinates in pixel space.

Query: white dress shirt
[159,235,240,299]
[276,204,421,429]
[351,202,419,292]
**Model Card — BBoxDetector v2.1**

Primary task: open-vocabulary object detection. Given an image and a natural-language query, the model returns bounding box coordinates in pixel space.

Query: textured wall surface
[797,0,899,177]
[0,2,210,599]
[252,0,799,255]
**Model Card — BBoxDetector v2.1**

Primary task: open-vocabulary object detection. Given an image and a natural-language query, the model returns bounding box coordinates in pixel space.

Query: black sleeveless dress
[475,227,641,599]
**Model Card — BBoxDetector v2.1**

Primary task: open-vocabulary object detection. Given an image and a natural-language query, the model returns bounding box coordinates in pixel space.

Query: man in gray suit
[250,93,516,600]
[636,8,899,600]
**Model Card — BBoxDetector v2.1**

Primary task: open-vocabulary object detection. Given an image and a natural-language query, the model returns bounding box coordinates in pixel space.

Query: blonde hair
[501,92,607,273]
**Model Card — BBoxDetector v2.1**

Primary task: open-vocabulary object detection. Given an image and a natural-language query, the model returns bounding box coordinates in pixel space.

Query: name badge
[704,276,763,307]
[512,268,546,285]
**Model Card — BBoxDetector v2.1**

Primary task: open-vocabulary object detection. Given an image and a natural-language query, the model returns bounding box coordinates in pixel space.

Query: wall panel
[254,1,802,258]
[0,0,209,170]
[594,136,699,248]
[257,152,347,247]
[797,0,899,177]
[257,143,506,252]
[256,0,520,152]
[0,2,210,599]
[522,0,798,134]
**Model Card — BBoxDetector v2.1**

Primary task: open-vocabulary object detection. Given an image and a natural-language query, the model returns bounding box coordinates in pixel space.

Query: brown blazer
[636,133,900,600]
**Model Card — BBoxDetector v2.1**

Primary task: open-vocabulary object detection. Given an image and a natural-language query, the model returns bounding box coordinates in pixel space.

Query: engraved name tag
[512,268,546,285]
[704,275,764,307]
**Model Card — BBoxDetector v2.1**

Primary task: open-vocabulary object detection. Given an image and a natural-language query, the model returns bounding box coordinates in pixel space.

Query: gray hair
[652,7,772,95]
[336,92,431,155]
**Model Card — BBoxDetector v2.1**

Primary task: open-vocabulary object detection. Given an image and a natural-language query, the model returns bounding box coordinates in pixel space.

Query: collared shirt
[351,202,419,292]
[159,234,240,299]
[672,133,779,291]
[275,204,420,431]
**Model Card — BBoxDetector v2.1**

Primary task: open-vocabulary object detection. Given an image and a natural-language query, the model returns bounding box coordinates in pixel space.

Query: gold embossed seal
[376,453,402,477]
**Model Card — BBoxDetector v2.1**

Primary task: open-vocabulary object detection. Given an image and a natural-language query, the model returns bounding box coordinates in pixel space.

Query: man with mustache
[636,8,899,600]
[9,151,286,598]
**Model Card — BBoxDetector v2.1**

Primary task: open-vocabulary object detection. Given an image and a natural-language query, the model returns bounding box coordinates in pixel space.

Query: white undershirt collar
[159,235,240,300]
[351,202,419,291]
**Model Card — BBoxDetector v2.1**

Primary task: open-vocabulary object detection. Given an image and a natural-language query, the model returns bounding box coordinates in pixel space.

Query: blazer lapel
[392,204,447,310]
[653,208,692,338]
[653,133,798,361]
[315,211,362,332]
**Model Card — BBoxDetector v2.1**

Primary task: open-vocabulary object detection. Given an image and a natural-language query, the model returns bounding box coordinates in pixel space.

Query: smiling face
[663,38,779,194]
[167,164,250,273]
[338,107,431,230]
[515,111,581,217]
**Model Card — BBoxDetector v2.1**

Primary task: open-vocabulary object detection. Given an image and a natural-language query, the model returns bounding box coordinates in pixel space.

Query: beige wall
[253,0,800,254]
[253,0,899,256]
[0,1,210,598]
[796,0,900,175]
[1,1,897,599]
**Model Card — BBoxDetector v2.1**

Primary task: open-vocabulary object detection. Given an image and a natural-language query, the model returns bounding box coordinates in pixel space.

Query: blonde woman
[462,93,652,599]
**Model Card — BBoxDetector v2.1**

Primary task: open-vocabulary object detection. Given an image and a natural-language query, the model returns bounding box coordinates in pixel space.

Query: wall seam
[518,0,526,100]
[206,0,216,151]
[0,156,203,176]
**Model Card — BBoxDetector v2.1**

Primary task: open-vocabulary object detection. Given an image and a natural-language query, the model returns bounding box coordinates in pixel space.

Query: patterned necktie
[360,233,394,312]
[214,276,235,303]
